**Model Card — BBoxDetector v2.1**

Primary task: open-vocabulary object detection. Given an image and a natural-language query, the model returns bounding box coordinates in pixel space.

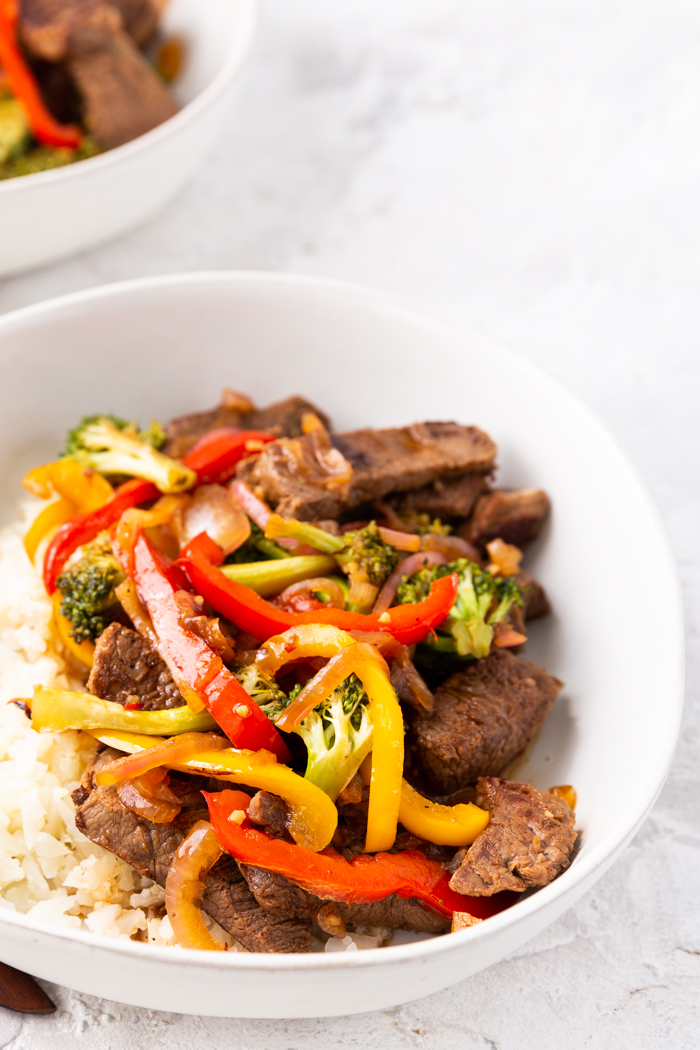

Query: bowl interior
[0,274,682,1001]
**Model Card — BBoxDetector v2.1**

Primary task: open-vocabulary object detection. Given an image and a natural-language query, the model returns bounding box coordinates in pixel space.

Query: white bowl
[0,0,257,277]
[0,273,683,1017]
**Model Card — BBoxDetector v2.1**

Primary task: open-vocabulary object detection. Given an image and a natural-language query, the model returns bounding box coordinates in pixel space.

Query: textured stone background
[0,1,698,1046]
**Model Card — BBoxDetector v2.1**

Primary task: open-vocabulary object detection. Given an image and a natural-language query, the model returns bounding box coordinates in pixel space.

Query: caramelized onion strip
[372,551,448,615]
[165,819,228,951]
[95,732,229,786]
[116,768,181,824]
[276,577,346,611]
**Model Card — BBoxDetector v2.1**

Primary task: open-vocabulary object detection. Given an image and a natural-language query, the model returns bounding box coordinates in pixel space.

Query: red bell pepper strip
[205,790,514,920]
[178,533,459,646]
[43,478,159,594]
[182,429,276,485]
[118,530,291,762]
[0,0,82,148]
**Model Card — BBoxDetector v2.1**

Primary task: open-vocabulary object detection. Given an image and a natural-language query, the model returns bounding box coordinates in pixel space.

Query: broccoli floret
[335,522,399,587]
[138,419,166,450]
[294,673,373,800]
[395,512,452,537]
[226,519,289,564]
[397,557,522,659]
[56,534,125,643]
[233,663,292,723]
[62,415,196,493]
[265,516,399,588]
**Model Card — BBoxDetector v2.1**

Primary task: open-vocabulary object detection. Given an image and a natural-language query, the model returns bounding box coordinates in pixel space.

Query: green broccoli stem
[265,514,345,555]
[303,731,374,800]
[254,537,291,560]
[220,554,337,598]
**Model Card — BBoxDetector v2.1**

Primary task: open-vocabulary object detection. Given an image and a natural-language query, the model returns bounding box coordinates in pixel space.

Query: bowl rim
[0,0,258,195]
[0,270,684,971]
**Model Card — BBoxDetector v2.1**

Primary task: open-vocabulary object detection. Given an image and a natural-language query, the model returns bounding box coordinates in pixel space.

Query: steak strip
[448,777,576,895]
[408,649,563,794]
[240,421,497,521]
[163,395,332,458]
[239,865,449,935]
[87,623,184,710]
[20,0,177,149]
[74,753,310,952]
[463,488,550,549]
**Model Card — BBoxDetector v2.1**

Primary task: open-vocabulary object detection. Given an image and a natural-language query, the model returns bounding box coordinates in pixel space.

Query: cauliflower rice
[0,501,388,952]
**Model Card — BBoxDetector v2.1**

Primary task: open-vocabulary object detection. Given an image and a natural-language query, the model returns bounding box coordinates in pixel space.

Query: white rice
[0,499,385,952]
[0,499,240,948]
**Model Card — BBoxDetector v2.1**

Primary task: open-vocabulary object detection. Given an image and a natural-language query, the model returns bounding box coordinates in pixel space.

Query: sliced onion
[347,578,379,611]
[372,550,448,615]
[174,590,235,660]
[314,902,346,938]
[377,526,421,552]
[277,577,346,611]
[116,768,181,824]
[492,623,527,648]
[179,484,250,555]
[348,631,404,659]
[486,538,523,576]
[115,579,158,646]
[276,647,358,731]
[96,733,229,786]
[229,480,317,555]
[165,819,228,951]
[421,533,482,562]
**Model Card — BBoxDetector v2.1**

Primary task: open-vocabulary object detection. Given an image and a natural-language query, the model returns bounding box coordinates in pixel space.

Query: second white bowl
[0,0,257,277]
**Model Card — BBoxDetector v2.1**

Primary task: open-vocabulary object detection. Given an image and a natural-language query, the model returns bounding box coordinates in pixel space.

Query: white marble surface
[1,0,698,1045]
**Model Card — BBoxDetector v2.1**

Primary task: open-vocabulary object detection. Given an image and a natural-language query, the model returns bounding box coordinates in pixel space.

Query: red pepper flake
[124,702,142,711]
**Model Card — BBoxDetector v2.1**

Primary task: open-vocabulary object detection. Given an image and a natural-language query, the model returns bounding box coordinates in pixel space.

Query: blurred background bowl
[0,0,257,278]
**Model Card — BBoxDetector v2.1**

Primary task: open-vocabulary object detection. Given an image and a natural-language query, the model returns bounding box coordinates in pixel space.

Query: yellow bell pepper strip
[23,460,114,510]
[43,478,160,593]
[94,733,230,785]
[353,652,404,853]
[220,554,337,598]
[85,729,164,754]
[22,461,114,562]
[24,499,75,564]
[256,624,357,676]
[30,686,218,735]
[205,792,512,921]
[114,528,292,762]
[178,532,459,646]
[52,592,95,669]
[549,784,577,810]
[168,749,337,852]
[398,781,490,847]
[261,625,403,853]
[165,819,227,951]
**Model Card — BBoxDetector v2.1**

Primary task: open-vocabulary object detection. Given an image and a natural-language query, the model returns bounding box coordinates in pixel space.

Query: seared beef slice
[387,472,489,521]
[466,488,550,549]
[88,623,183,710]
[242,422,496,520]
[408,649,563,794]
[449,777,576,895]
[240,866,449,935]
[164,395,331,458]
[74,763,310,952]
[20,0,177,148]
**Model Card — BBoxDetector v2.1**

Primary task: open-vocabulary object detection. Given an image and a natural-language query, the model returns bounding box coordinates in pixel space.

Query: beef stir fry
[0,0,177,180]
[21,391,576,952]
